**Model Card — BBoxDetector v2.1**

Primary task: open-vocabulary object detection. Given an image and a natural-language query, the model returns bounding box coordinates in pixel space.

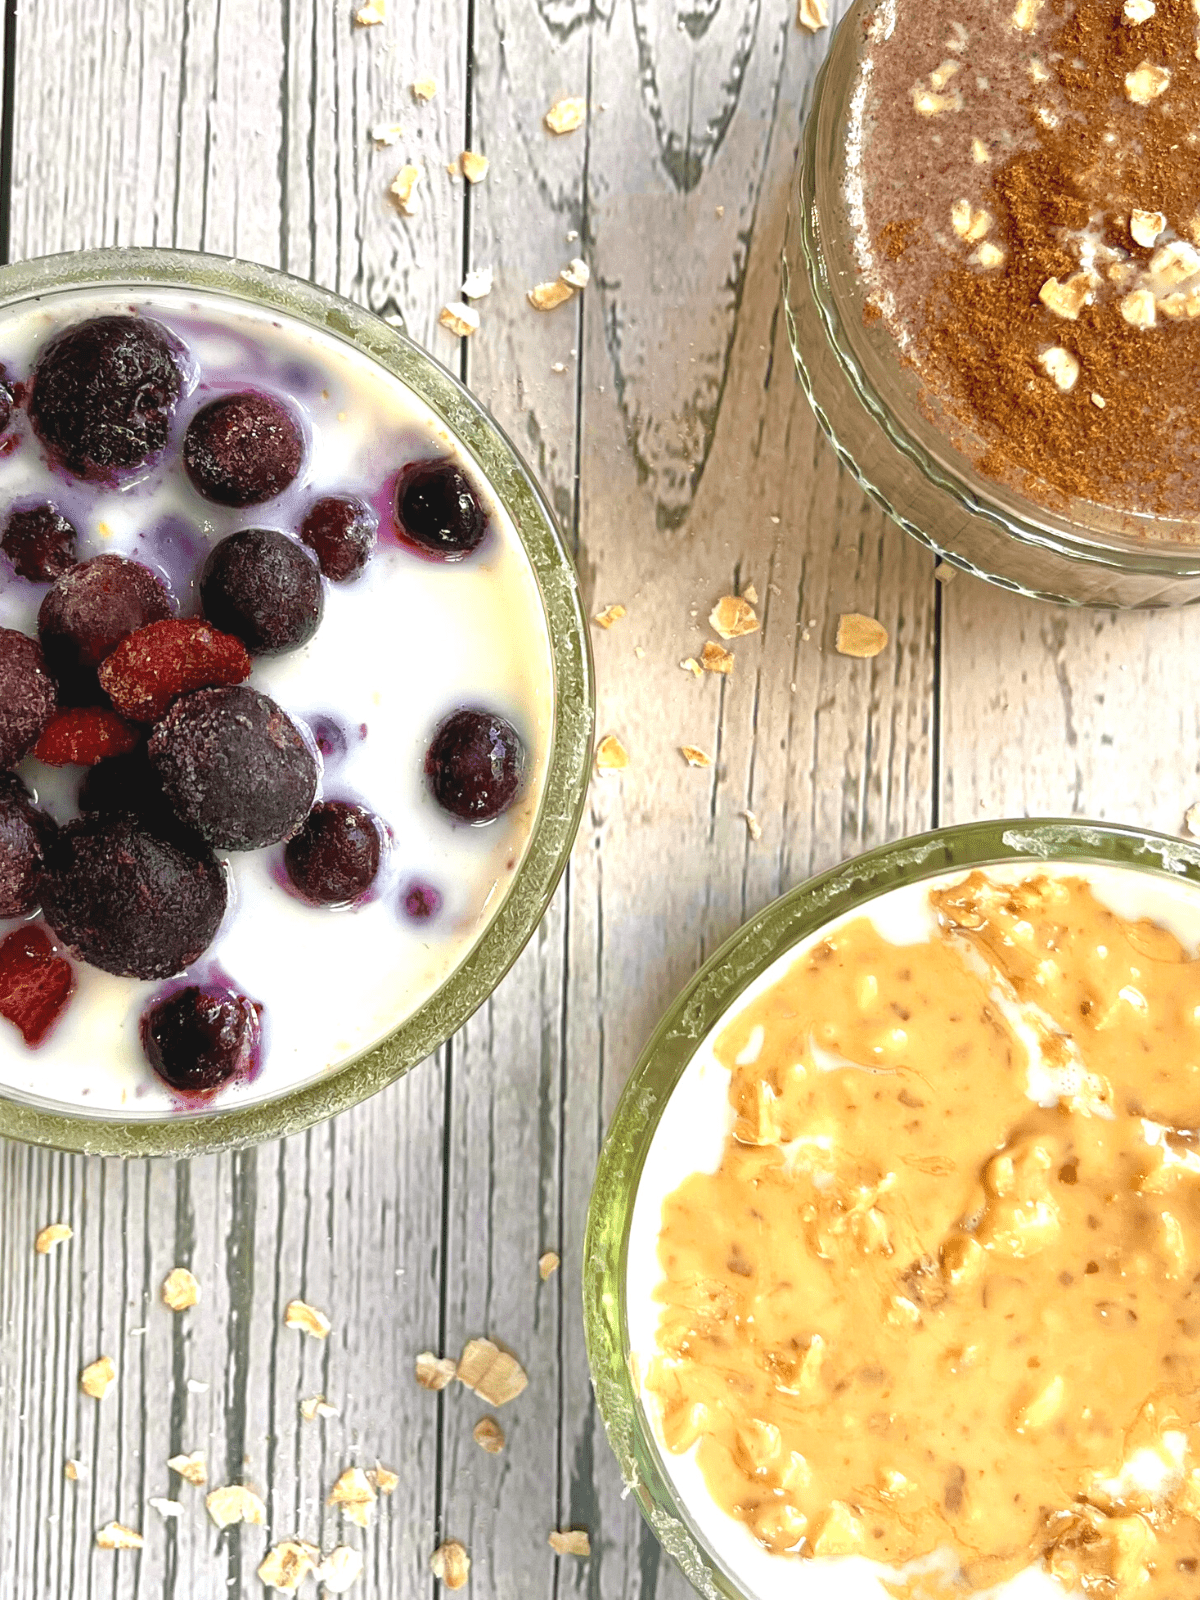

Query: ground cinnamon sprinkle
[861,0,1200,522]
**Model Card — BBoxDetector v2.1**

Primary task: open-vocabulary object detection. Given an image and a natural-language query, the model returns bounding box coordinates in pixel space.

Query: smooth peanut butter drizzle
[645,872,1200,1596]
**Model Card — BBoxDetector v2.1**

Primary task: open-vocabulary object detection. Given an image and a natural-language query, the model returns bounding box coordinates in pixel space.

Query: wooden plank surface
[4,0,1188,1597]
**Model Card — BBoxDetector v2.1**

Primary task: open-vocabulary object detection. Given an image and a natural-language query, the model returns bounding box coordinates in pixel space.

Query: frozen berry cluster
[0,313,527,1099]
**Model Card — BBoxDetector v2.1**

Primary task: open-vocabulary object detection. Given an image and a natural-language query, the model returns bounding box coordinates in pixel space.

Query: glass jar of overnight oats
[586,818,1200,1600]
[784,0,1200,608]
[0,248,592,1157]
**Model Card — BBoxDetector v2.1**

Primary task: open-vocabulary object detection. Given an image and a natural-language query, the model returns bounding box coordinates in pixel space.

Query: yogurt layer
[0,285,554,1115]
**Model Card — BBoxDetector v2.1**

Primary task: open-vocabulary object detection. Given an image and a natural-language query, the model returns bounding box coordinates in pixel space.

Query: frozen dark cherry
[300,495,377,581]
[141,985,261,1094]
[184,392,304,507]
[425,709,525,822]
[79,746,196,845]
[0,629,57,769]
[40,813,227,981]
[397,461,487,559]
[38,553,173,702]
[29,315,183,479]
[284,801,382,905]
[149,685,319,851]
[0,777,53,918]
[2,505,78,583]
[200,529,323,656]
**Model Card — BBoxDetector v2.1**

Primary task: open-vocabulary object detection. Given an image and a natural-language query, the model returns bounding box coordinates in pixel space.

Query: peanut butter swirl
[645,872,1200,1596]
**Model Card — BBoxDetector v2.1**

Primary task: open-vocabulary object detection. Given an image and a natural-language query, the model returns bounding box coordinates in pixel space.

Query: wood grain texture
[0,1,941,1597]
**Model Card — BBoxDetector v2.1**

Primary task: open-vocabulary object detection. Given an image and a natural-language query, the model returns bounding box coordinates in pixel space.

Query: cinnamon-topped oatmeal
[849,0,1200,516]
[626,864,1200,1599]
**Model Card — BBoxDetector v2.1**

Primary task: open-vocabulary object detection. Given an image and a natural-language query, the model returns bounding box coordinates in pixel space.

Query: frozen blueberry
[2,505,78,583]
[149,685,319,852]
[141,985,261,1094]
[184,392,304,507]
[0,777,54,918]
[307,715,347,765]
[425,709,525,822]
[40,812,227,980]
[30,314,183,479]
[284,801,382,905]
[38,553,173,702]
[300,495,377,582]
[0,628,57,769]
[402,880,443,921]
[397,461,487,559]
[200,529,323,656]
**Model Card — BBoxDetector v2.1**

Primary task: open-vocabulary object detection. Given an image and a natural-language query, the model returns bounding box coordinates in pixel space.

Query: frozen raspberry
[29,314,183,479]
[149,685,319,851]
[402,880,443,921]
[38,553,173,702]
[0,779,54,918]
[184,392,304,506]
[284,801,382,905]
[425,708,525,822]
[98,618,252,722]
[300,495,377,581]
[0,629,57,769]
[40,812,227,980]
[200,529,323,656]
[33,707,140,766]
[141,985,261,1094]
[2,505,78,583]
[397,461,487,559]
[0,925,75,1047]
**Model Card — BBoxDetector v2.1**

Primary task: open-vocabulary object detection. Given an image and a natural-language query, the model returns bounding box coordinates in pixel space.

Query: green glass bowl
[583,818,1200,1598]
[0,247,593,1157]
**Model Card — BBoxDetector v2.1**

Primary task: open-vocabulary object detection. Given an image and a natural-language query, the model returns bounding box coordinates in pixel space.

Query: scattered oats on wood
[742,809,763,842]
[96,1522,143,1551]
[80,1356,116,1399]
[411,77,437,101]
[431,1541,471,1589]
[446,157,461,178]
[148,1498,183,1519]
[461,150,489,184]
[206,1484,266,1528]
[370,122,403,146]
[538,1250,560,1280]
[35,1222,72,1254]
[528,280,575,311]
[369,1464,399,1495]
[318,1547,365,1593]
[415,1351,459,1391]
[162,1266,200,1311]
[439,303,480,338]
[354,0,385,24]
[186,1378,209,1394]
[836,613,889,658]
[168,1450,207,1485]
[545,97,586,134]
[457,1337,529,1406]
[284,1298,331,1339]
[551,361,568,373]
[64,1459,81,1481]
[743,582,759,604]
[934,561,958,583]
[462,266,494,300]
[593,603,625,629]
[1185,803,1200,837]
[797,0,829,28]
[701,640,734,675]
[329,1466,376,1528]
[473,1415,506,1454]
[594,734,629,775]
[680,657,703,678]
[258,1541,318,1594]
[549,1529,592,1557]
[300,1395,339,1422]
[709,595,759,639]
[681,745,713,768]
[560,258,590,289]
[389,165,421,216]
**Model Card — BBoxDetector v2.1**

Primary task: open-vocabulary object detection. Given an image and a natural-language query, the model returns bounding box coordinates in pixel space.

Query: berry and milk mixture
[628,864,1200,1600]
[848,0,1200,518]
[0,286,553,1114]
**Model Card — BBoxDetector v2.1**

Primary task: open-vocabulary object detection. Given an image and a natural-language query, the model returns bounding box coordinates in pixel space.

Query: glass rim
[0,245,595,1157]
[791,4,1200,585]
[582,816,1200,1600]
